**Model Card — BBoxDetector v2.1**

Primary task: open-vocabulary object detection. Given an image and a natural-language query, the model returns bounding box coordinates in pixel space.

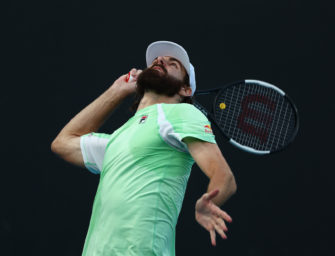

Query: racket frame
[194,80,299,155]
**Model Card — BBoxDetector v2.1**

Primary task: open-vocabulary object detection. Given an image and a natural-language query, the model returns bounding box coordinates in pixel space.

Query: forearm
[51,70,140,165]
[207,169,237,206]
[56,86,126,138]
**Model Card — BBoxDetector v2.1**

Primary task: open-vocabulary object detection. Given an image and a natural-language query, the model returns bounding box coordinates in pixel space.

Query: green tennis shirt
[80,103,216,256]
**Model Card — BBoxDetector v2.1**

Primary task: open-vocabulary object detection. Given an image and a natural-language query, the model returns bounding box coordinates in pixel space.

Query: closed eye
[168,57,182,69]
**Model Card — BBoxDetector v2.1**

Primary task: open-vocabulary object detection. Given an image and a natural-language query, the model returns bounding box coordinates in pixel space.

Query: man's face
[136,56,189,97]
[149,56,187,81]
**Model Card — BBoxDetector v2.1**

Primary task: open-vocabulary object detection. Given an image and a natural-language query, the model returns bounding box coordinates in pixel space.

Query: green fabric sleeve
[165,104,217,144]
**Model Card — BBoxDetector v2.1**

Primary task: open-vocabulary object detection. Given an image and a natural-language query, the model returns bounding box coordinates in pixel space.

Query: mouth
[151,65,166,74]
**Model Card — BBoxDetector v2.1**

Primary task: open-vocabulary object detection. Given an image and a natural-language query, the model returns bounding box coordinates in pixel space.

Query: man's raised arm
[51,69,141,167]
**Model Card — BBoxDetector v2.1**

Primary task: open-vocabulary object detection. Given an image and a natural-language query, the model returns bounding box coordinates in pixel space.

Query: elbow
[51,137,69,161]
[51,138,58,154]
[51,137,62,155]
[227,171,237,196]
[230,175,237,195]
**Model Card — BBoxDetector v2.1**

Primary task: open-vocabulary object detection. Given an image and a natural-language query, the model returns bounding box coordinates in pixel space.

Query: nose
[156,56,166,65]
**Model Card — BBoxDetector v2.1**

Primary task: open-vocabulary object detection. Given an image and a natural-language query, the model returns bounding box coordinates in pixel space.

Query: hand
[195,189,233,246]
[111,68,142,97]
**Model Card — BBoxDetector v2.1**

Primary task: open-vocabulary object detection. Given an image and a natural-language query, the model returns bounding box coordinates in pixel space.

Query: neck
[137,92,181,112]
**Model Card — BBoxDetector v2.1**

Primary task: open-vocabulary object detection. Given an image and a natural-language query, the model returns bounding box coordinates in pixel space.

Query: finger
[214,223,227,240]
[128,69,142,83]
[210,229,216,246]
[215,217,228,232]
[130,68,137,76]
[205,189,219,201]
[219,210,233,223]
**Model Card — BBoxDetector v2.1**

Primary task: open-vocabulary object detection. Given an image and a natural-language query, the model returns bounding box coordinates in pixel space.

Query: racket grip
[125,72,135,82]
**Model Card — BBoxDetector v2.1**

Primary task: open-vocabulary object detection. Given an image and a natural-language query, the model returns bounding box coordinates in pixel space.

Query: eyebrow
[167,57,182,68]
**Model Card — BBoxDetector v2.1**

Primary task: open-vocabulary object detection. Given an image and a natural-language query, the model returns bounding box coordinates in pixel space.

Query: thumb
[204,189,219,201]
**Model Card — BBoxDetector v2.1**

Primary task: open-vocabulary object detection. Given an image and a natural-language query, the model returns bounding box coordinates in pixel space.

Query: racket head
[211,80,299,154]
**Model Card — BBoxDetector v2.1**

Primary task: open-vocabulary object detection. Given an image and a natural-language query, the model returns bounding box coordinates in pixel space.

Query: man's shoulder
[166,103,198,112]
[164,103,207,121]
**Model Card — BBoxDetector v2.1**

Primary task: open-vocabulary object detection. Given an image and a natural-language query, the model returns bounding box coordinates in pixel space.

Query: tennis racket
[194,80,299,155]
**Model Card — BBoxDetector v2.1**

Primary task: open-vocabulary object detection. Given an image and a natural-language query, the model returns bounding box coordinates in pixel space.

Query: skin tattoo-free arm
[51,69,141,166]
[183,137,237,246]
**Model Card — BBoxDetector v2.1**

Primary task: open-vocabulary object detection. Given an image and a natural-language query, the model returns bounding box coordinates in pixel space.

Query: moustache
[150,64,167,75]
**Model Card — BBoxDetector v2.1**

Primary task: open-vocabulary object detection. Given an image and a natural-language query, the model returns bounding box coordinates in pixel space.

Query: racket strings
[214,83,297,151]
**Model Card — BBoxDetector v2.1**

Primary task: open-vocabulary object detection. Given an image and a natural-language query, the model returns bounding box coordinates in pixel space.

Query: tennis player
[51,41,237,256]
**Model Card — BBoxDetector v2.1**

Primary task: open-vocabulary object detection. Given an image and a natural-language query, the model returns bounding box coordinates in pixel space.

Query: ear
[179,86,192,97]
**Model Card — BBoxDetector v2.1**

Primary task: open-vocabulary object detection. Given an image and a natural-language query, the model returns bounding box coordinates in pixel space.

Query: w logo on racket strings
[237,94,276,144]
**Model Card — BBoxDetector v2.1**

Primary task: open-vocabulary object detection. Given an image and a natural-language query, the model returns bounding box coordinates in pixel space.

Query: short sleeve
[158,104,216,152]
[80,132,111,174]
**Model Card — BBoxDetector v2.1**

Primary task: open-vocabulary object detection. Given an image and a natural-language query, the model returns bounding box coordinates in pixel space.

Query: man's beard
[136,66,185,97]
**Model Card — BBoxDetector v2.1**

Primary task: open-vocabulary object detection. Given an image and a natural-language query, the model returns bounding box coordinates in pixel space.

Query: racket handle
[125,72,135,82]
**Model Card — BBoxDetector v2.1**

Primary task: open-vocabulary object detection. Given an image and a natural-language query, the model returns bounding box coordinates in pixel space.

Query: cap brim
[146,41,190,75]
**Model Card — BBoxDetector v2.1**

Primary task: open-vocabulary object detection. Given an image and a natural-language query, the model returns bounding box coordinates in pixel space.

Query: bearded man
[51,41,237,256]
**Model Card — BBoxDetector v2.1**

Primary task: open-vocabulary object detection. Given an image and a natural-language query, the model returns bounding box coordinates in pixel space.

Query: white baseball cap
[146,41,196,95]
